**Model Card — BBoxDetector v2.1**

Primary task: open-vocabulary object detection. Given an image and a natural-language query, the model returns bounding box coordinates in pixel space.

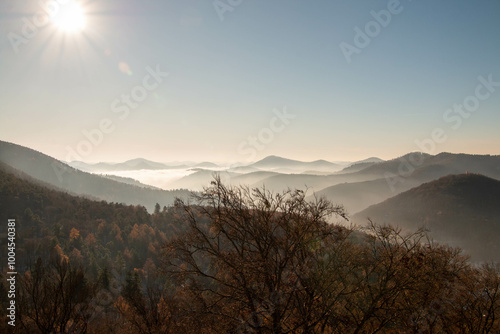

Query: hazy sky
[1,0,499,163]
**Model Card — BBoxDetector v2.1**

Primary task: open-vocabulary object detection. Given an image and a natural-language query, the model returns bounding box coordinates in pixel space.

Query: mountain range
[69,158,220,172]
[1,139,500,262]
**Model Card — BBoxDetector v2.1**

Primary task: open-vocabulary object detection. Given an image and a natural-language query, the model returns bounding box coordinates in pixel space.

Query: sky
[0,0,499,164]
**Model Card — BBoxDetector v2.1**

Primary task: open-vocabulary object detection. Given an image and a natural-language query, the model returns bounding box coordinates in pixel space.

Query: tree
[70,227,80,241]
[98,266,112,290]
[164,176,349,333]
[116,270,182,334]
[17,252,96,333]
[154,203,161,215]
[325,221,500,334]
[450,263,500,333]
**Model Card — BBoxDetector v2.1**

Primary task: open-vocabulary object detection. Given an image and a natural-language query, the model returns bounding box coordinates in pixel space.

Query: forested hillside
[354,174,500,262]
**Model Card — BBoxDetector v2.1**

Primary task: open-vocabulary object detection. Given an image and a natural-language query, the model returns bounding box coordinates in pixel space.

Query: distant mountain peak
[124,158,158,164]
[257,155,292,162]
[195,162,219,168]
[254,155,336,165]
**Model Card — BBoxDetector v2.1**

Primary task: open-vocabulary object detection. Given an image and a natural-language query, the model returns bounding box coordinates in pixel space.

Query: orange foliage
[69,227,80,241]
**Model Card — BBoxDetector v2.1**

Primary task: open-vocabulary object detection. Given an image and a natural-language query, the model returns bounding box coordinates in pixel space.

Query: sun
[51,0,86,32]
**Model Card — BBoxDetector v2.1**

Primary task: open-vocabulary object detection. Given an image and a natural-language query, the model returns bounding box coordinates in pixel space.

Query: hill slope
[337,161,379,174]
[0,140,190,211]
[0,161,187,280]
[353,174,500,262]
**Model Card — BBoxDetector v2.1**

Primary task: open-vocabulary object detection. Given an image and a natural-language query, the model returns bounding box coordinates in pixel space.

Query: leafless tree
[17,253,95,333]
[164,176,349,333]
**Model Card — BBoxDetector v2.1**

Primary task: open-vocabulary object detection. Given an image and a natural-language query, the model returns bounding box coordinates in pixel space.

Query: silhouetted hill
[122,158,169,169]
[168,170,237,191]
[0,141,189,212]
[353,152,432,176]
[69,158,172,172]
[250,155,304,167]
[353,174,500,262]
[227,166,261,173]
[231,171,280,187]
[249,155,341,172]
[334,157,384,174]
[354,157,384,164]
[338,162,379,174]
[101,174,162,190]
[194,162,219,168]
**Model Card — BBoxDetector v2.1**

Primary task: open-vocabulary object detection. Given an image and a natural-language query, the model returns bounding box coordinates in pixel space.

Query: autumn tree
[322,221,500,334]
[449,263,500,333]
[164,176,349,333]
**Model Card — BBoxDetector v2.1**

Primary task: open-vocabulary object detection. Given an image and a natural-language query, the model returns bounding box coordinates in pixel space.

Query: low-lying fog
[96,168,223,190]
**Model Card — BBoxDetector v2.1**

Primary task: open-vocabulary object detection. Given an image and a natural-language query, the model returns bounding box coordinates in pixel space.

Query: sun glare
[51,1,86,32]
